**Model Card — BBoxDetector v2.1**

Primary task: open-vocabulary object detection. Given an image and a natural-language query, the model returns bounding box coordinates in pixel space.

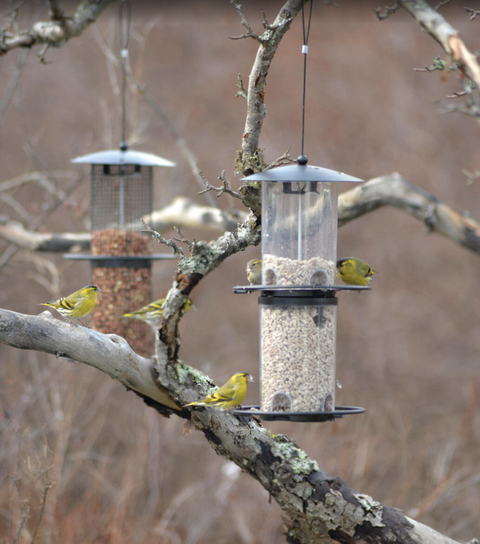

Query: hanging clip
[301,45,308,54]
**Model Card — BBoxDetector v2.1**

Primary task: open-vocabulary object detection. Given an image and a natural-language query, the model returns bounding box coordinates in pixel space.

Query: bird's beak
[248,375,255,382]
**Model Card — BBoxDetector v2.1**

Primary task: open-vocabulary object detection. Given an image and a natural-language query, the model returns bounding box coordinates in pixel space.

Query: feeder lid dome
[72,149,176,167]
[241,163,363,183]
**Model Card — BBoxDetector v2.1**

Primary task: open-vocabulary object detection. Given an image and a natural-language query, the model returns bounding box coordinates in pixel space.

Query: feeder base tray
[232,405,365,422]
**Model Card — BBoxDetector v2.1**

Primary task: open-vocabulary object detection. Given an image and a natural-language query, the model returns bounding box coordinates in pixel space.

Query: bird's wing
[60,297,75,310]
[209,383,235,404]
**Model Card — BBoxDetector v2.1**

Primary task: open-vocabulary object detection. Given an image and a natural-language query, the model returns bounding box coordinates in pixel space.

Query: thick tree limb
[0,308,181,412]
[338,172,480,255]
[0,0,115,55]
[0,197,246,253]
[0,221,91,252]
[0,307,463,544]
[148,196,243,232]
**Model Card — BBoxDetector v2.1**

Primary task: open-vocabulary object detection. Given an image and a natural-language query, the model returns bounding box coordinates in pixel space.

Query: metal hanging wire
[300,0,313,159]
[119,0,131,151]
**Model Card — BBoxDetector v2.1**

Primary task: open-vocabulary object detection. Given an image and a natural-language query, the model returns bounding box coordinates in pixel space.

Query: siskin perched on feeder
[246,259,262,285]
[336,257,377,286]
[122,298,193,328]
[40,285,102,322]
[185,372,254,410]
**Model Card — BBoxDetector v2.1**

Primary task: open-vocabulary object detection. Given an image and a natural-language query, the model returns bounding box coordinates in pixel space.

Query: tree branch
[398,1,480,111]
[0,309,181,413]
[337,172,480,255]
[0,197,247,253]
[0,307,465,544]
[198,170,243,200]
[234,0,304,176]
[2,176,480,259]
[0,0,115,56]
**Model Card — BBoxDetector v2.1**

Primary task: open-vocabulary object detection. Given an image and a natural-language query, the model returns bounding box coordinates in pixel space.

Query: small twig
[447,90,468,98]
[37,43,51,64]
[229,0,265,42]
[12,476,29,544]
[142,220,186,257]
[413,57,448,72]
[374,2,400,21]
[465,7,480,21]
[29,467,56,544]
[198,170,242,200]
[462,168,480,185]
[172,226,197,253]
[235,73,247,100]
[434,0,450,11]
[265,149,296,170]
[261,9,275,31]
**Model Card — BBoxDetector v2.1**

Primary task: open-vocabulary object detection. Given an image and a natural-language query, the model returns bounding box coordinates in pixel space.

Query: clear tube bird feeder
[234,156,367,422]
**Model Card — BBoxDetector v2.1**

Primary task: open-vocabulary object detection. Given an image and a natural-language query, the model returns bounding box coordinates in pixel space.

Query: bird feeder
[65,148,176,355]
[234,156,367,422]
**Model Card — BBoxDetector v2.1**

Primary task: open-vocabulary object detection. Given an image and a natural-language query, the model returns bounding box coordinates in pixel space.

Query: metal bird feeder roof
[71,149,176,167]
[239,160,363,183]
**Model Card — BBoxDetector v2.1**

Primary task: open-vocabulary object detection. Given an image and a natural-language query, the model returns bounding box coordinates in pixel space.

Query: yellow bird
[122,298,193,328]
[185,372,254,410]
[246,259,262,285]
[40,285,102,321]
[336,257,377,286]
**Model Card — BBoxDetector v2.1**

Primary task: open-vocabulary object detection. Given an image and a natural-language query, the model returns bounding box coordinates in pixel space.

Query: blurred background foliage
[0,0,479,542]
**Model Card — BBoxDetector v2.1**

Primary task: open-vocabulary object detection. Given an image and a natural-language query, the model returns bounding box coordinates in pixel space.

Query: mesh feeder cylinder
[69,149,175,356]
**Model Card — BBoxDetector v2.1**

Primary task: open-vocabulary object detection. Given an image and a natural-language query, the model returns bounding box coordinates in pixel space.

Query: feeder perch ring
[232,405,365,422]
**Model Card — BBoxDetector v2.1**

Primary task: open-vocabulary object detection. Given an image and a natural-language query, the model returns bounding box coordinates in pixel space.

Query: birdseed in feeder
[263,254,335,286]
[260,254,337,412]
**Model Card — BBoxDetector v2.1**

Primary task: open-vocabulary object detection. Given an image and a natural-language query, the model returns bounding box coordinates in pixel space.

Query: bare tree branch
[0,0,115,56]
[0,309,181,412]
[2,176,480,260]
[0,306,466,544]
[398,1,480,93]
[198,170,242,200]
[234,0,303,176]
[0,197,246,253]
[464,7,480,21]
[142,221,187,258]
[337,172,480,255]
